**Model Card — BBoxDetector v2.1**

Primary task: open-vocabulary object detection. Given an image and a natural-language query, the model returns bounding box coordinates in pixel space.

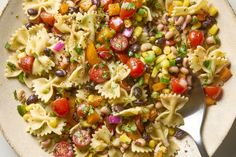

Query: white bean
[169,66,179,73]
[135,138,146,147]
[180,67,189,74]
[175,16,185,26]
[170,46,177,55]
[157,24,164,31]
[66,0,75,7]
[141,43,152,52]
[182,15,192,30]
[206,36,216,45]
[165,31,174,40]
[100,106,111,115]
[183,57,189,67]
[155,102,163,109]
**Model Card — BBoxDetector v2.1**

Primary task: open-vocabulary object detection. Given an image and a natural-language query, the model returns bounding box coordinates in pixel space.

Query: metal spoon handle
[192,133,209,157]
[196,140,209,157]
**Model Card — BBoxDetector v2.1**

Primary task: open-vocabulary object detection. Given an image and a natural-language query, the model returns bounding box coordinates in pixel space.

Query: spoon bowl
[179,76,209,157]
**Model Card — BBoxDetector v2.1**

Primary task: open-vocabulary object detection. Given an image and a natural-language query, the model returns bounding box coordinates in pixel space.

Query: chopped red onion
[122,27,133,38]
[108,115,121,124]
[53,41,65,52]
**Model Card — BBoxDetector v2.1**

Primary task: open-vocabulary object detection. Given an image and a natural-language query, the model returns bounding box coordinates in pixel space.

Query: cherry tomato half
[77,103,90,118]
[110,34,129,52]
[72,129,91,149]
[97,45,113,60]
[109,16,124,32]
[101,0,113,11]
[53,141,73,157]
[188,30,204,48]
[40,11,55,26]
[52,98,70,117]
[171,78,188,94]
[89,63,110,84]
[204,86,222,100]
[18,56,34,73]
[120,1,136,19]
[127,58,145,78]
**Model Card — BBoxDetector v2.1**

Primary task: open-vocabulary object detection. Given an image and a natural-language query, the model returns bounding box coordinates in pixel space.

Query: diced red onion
[53,41,65,52]
[108,115,121,124]
[122,27,133,38]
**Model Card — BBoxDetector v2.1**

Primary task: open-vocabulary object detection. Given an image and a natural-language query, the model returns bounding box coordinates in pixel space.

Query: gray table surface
[1,1,236,157]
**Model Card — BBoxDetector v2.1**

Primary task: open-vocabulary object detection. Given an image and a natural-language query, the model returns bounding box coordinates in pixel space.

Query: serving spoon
[179,76,209,157]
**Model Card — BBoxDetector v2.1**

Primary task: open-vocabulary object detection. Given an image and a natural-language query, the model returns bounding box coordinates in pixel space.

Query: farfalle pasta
[157,94,189,127]
[4,0,232,156]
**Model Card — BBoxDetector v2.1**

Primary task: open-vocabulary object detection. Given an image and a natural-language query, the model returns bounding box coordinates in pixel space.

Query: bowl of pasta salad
[0,0,236,157]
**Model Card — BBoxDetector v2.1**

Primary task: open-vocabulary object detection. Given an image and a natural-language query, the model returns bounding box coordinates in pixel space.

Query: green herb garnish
[7,62,16,71]
[17,105,27,117]
[74,45,83,55]
[18,73,25,84]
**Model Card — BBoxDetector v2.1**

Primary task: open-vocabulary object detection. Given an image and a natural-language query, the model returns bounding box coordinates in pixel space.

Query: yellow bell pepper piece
[108,3,120,16]
[120,134,132,144]
[208,24,219,35]
[209,6,218,16]
[152,83,167,92]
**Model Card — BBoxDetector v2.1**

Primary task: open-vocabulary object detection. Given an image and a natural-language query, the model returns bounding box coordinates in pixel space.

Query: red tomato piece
[127,58,145,78]
[40,11,55,26]
[53,141,73,157]
[77,103,89,118]
[188,30,204,48]
[171,78,188,94]
[204,86,222,100]
[101,0,113,11]
[110,34,129,52]
[116,53,129,64]
[18,56,34,73]
[89,63,110,83]
[120,1,136,19]
[72,129,91,149]
[97,45,113,60]
[109,16,124,32]
[52,98,70,117]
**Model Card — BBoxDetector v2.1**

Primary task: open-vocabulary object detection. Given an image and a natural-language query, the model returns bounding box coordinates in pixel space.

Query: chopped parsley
[18,73,25,84]
[160,77,170,84]
[177,44,187,57]
[5,42,11,50]
[122,122,137,132]
[13,90,18,100]
[74,45,83,55]
[155,31,163,39]
[7,62,16,71]
[122,2,136,10]
[17,105,27,117]
[203,60,212,70]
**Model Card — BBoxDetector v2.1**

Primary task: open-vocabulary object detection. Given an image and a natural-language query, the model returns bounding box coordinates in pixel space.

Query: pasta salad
[4,0,232,156]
